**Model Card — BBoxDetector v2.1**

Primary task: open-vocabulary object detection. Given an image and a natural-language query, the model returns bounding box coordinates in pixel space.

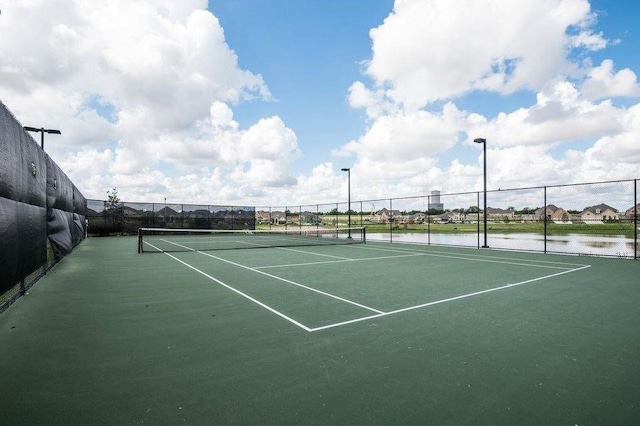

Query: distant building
[375,208,403,223]
[429,190,444,211]
[534,204,568,221]
[625,203,640,220]
[580,203,619,223]
[486,207,516,220]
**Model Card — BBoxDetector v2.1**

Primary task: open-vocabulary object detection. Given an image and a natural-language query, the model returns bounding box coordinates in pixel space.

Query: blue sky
[210,0,640,174]
[1,0,639,207]
[208,0,395,173]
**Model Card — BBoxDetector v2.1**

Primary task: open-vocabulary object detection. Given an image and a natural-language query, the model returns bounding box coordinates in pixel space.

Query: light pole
[473,138,489,248]
[24,126,61,150]
[341,168,351,238]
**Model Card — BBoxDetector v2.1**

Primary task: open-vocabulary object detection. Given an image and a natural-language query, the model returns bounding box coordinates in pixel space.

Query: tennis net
[137,227,366,253]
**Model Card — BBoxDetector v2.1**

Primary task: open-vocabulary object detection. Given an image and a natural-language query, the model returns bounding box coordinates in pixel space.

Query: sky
[1,0,640,209]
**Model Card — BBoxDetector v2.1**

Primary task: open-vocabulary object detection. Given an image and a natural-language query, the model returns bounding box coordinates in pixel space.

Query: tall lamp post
[24,126,61,150]
[341,168,351,238]
[473,138,489,248]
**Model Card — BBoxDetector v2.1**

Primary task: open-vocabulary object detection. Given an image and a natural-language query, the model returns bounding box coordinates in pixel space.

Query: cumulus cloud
[1,0,639,209]
[583,103,640,165]
[342,0,639,203]
[0,0,299,204]
[335,103,464,162]
[466,80,625,147]
[362,0,603,108]
[582,59,640,100]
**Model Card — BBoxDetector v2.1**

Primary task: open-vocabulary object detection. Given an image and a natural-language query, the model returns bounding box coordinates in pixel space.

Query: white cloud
[584,103,640,165]
[347,81,399,119]
[582,59,640,100]
[335,103,464,162]
[0,0,291,204]
[468,80,625,147]
[1,0,638,210]
[336,0,640,206]
[363,0,602,108]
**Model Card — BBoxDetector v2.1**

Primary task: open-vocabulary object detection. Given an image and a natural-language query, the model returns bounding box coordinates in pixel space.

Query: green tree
[104,187,121,212]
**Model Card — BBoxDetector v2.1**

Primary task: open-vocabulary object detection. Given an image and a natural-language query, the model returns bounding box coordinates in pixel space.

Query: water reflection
[368,232,637,257]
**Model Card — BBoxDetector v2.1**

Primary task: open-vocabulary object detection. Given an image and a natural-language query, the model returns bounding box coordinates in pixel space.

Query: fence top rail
[89,178,638,213]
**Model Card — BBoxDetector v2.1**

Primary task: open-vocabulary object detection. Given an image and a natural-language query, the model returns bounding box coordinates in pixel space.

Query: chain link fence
[87,179,639,259]
[87,200,255,235]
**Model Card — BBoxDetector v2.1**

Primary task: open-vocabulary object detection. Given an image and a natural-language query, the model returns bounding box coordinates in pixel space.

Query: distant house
[376,208,402,223]
[534,204,569,222]
[432,212,454,223]
[254,210,289,225]
[450,211,475,223]
[625,203,640,220]
[580,203,619,223]
[486,207,515,220]
[156,206,178,222]
[519,214,536,222]
[271,211,288,225]
[122,205,142,218]
[403,213,426,224]
[255,210,271,224]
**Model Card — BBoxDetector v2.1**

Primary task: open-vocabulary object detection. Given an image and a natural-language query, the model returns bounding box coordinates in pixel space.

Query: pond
[367,232,639,258]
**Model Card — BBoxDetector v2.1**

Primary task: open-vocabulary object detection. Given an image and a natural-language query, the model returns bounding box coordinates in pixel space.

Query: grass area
[364,221,636,236]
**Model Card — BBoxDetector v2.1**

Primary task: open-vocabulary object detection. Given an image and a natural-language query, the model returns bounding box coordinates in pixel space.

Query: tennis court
[2,235,639,425]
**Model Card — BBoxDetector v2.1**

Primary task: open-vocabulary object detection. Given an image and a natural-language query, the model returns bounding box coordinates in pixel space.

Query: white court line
[255,252,426,270]
[144,242,313,332]
[277,246,354,260]
[259,245,579,271]
[195,250,385,314]
[351,243,587,270]
[146,239,592,332]
[308,263,592,332]
[355,243,591,268]
[158,238,384,315]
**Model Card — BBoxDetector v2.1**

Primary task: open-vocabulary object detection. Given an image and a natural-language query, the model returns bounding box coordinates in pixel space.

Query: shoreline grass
[259,220,637,238]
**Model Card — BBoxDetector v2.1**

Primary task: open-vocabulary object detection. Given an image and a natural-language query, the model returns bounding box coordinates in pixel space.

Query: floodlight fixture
[24,126,61,150]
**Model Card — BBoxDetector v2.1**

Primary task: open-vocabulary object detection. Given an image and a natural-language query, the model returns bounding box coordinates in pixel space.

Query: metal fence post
[477,192,480,249]
[427,195,431,246]
[390,198,393,243]
[544,186,547,254]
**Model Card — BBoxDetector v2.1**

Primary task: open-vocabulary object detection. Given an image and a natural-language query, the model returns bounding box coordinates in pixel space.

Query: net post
[362,226,366,243]
[137,228,142,253]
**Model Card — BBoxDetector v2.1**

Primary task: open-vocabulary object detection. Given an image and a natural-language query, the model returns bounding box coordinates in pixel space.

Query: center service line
[196,250,385,314]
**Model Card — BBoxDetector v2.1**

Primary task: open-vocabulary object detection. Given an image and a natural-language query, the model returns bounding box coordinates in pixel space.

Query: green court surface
[1,236,639,425]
